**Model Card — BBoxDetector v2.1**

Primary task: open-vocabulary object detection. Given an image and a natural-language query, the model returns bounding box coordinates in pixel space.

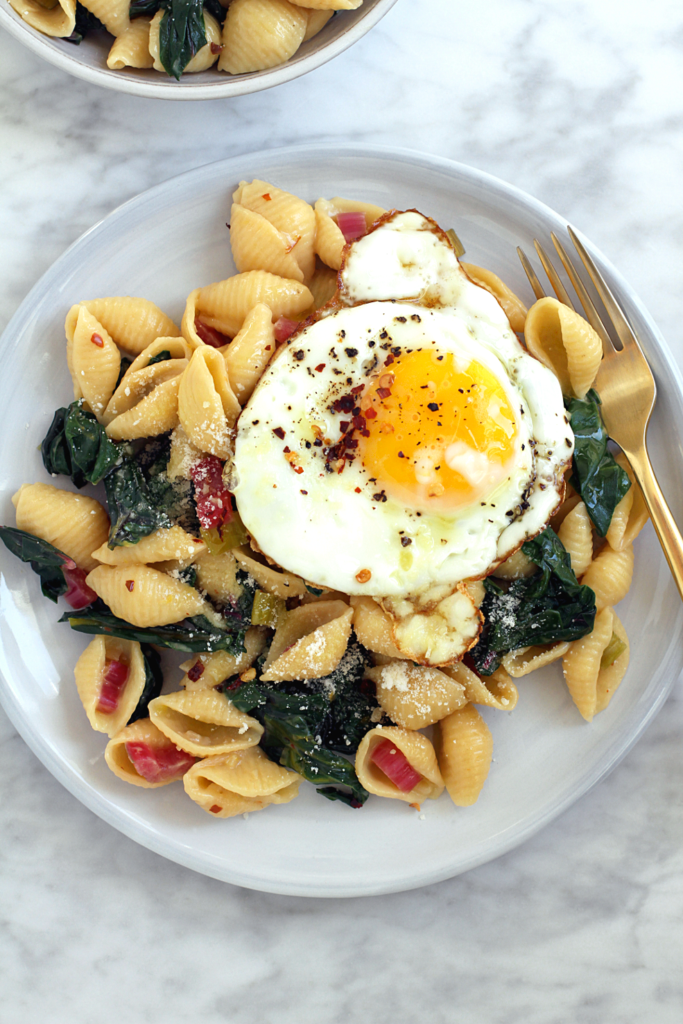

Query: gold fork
[517,229,683,600]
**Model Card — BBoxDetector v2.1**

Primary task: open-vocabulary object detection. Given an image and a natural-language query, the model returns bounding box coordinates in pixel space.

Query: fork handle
[626,445,683,601]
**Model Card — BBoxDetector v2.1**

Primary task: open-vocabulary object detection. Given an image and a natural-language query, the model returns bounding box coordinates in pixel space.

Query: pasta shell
[12,483,109,572]
[230,204,305,283]
[557,500,593,577]
[444,661,519,710]
[222,303,276,404]
[178,346,240,459]
[105,719,195,789]
[92,526,206,566]
[461,263,528,333]
[314,197,386,270]
[606,452,649,551]
[107,16,154,69]
[8,0,75,36]
[181,290,206,350]
[233,547,308,599]
[65,298,179,356]
[261,600,353,681]
[149,689,263,757]
[491,547,539,580]
[81,0,129,36]
[549,485,582,532]
[183,747,301,818]
[595,610,630,714]
[350,595,407,660]
[306,262,338,311]
[74,636,146,737]
[103,357,187,425]
[193,271,312,338]
[368,661,467,729]
[501,642,570,678]
[167,424,204,481]
[85,565,209,627]
[218,0,308,75]
[69,306,121,419]
[180,628,269,691]
[355,726,444,803]
[233,180,316,282]
[434,705,493,806]
[303,9,334,41]
[125,336,192,375]
[580,542,634,611]
[563,606,629,721]
[524,297,603,398]
[106,375,182,441]
[149,10,222,72]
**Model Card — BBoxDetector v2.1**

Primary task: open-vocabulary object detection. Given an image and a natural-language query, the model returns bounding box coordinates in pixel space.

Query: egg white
[231,212,573,599]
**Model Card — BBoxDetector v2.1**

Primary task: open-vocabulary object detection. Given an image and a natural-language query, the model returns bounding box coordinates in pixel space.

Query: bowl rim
[1,142,682,897]
[0,0,398,100]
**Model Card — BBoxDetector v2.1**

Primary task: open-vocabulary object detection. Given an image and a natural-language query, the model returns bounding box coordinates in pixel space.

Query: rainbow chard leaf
[0,527,72,602]
[225,642,374,807]
[41,400,122,488]
[158,0,209,80]
[470,526,596,676]
[61,600,247,655]
[565,389,631,536]
[128,645,164,724]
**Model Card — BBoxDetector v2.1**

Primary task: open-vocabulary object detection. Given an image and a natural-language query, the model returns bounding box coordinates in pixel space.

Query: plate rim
[0,0,398,101]
[1,142,682,897]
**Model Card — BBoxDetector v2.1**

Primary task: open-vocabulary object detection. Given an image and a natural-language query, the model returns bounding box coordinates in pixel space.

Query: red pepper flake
[210,42,222,54]
[125,580,135,592]
[351,384,364,395]
[294,467,304,475]
[364,407,377,419]
[273,427,286,440]
[90,333,104,347]
[209,805,223,814]
[377,387,391,400]
[355,569,372,584]
[283,446,291,453]
[187,662,205,682]
[384,353,395,366]
[354,487,361,493]
[315,363,326,372]
[262,193,271,201]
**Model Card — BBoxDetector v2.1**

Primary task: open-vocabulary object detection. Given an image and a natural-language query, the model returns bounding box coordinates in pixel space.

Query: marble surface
[1,0,683,1020]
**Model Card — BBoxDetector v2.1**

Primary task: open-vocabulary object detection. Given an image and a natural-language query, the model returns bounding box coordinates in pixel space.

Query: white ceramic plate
[0,0,397,100]
[1,145,682,897]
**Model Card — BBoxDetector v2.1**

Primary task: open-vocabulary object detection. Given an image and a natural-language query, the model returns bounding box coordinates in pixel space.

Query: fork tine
[567,226,637,351]
[550,232,612,353]
[533,240,574,308]
[516,246,546,301]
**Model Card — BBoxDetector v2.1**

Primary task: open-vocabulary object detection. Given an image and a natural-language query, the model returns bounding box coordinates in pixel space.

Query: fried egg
[231,211,573,659]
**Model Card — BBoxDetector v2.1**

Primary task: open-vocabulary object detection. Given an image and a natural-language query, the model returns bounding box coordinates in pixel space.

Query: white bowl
[1,144,682,896]
[0,0,398,99]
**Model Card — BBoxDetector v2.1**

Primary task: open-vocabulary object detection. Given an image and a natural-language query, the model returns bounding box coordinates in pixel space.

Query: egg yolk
[359,349,519,511]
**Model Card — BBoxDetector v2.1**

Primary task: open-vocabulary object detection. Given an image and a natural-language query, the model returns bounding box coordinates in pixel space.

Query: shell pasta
[0,177,646,827]
[8,0,365,79]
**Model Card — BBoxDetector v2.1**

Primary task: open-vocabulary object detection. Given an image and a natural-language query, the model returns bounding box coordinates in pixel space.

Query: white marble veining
[1,0,683,1020]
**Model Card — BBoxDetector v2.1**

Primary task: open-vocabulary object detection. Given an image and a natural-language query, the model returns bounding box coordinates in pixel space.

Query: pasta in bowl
[0,0,397,97]
[1,148,680,895]
[0,177,650,823]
